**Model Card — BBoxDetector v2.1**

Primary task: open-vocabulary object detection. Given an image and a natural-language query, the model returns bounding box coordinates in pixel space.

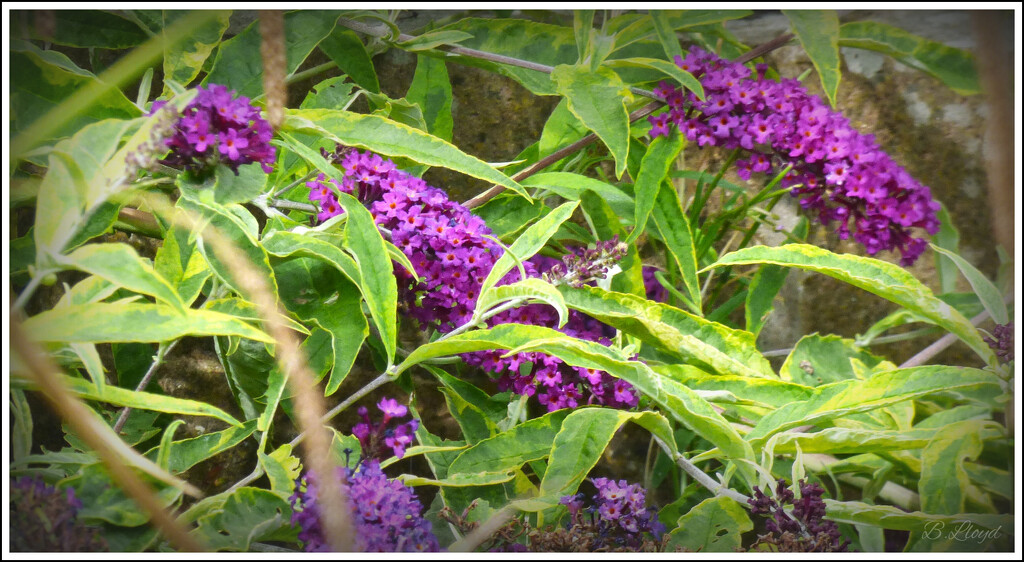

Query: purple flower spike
[649,47,940,265]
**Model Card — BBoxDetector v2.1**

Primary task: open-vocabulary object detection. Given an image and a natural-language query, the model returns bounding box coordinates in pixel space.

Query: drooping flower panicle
[307,149,640,412]
[155,84,276,175]
[352,397,420,460]
[290,459,440,552]
[9,476,107,552]
[650,47,941,265]
[748,478,849,552]
[552,477,666,551]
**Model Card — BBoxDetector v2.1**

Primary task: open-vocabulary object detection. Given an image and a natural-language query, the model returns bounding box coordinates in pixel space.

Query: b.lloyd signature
[922,521,1003,544]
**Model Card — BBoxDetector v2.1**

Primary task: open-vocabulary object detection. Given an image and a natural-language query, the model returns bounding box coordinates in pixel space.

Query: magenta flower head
[352,396,419,460]
[157,84,276,175]
[649,47,940,265]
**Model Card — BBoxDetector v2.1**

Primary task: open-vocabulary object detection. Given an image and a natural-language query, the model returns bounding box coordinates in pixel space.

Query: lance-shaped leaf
[653,364,813,410]
[475,277,569,329]
[767,426,1002,455]
[318,27,380,93]
[551,64,632,178]
[507,337,755,473]
[930,245,1008,325]
[192,487,296,551]
[399,471,518,488]
[559,284,773,378]
[744,366,1004,448]
[59,374,242,427]
[262,230,361,287]
[824,499,1011,533]
[478,200,578,299]
[160,10,231,97]
[919,420,989,515]
[395,324,566,376]
[155,225,212,306]
[521,172,635,219]
[783,10,841,107]
[448,410,569,476]
[650,180,701,312]
[516,408,675,511]
[145,421,258,473]
[284,109,529,199]
[629,134,685,244]
[709,244,997,366]
[398,29,475,51]
[780,334,891,386]
[604,57,705,99]
[202,10,337,98]
[406,54,454,142]
[839,20,979,96]
[24,302,274,344]
[335,192,397,366]
[59,243,185,311]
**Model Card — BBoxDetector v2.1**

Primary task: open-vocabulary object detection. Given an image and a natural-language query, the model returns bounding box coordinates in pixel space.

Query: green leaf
[448,410,569,476]
[154,224,212,306]
[33,120,137,262]
[262,230,361,287]
[551,64,632,178]
[260,444,302,496]
[930,245,1007,325]
[318,27,380,93]
[604,57,705,99]
[59,243,185,310]
[629,135,685,245]
[783,10,841,107]
[202,10,337,98]
[709,244,998,366]
[192,487,296,551]
[651,181,701,313]
[43,10,149,48]
[476,278,569,329]
[145,421,257,473]
[523,172,634,219]
[919,420,987,515]
[176,193,279,302]
[284,108,529,199]
[432,18,578,95]
[559,285,773,378]
[667,496,753,552]
[780,334,890,386]
[654,364,814,409]
[272,257,368,395]
[10,49,141,144]
[24,302,274,344]
[932,201,962,294]
[334,192,396,366]
[574,10,595,62]
[474,194,546,241]
[161,10,231,97]
[523,408,675,510]
[824,499,1011,533]
[299,76,359,110]
[769,426,975,455]
[59,374,242,427]
[744,366,1004,448]
[538,99,588,159]
[745,263,790,338]
[650,11,684,60]
[68,463,181,527]
[479,201,578,299]
[399,471,517,488]
[839,20,979,95]
[406,54,454,142]
[398,29,475,51]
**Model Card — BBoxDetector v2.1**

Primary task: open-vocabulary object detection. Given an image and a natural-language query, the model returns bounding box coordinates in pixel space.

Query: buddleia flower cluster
[533,477,665,552]
[9,476,107,552]
[748,478,849,552]
[650,47,941,265]
[307,148,639,412]
[352,397,420,460]
[153,84,276,175]
[290,459,440,553]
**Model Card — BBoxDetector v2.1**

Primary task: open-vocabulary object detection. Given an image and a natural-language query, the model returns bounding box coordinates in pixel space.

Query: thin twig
[113,340,179,434]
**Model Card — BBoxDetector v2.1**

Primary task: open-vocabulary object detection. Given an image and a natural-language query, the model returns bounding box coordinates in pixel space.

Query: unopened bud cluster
[544,237,629,288]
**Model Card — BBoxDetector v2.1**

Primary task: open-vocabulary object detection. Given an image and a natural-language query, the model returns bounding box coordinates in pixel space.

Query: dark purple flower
[351,397,419,460]
[290,459,440,552]
[556,477,665,551]
[649,47,939,265]
[9,476,107,552]
[984,322,1014,363]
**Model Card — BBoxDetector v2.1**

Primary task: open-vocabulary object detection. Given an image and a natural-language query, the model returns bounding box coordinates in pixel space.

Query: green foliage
[9,8,1011,555]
